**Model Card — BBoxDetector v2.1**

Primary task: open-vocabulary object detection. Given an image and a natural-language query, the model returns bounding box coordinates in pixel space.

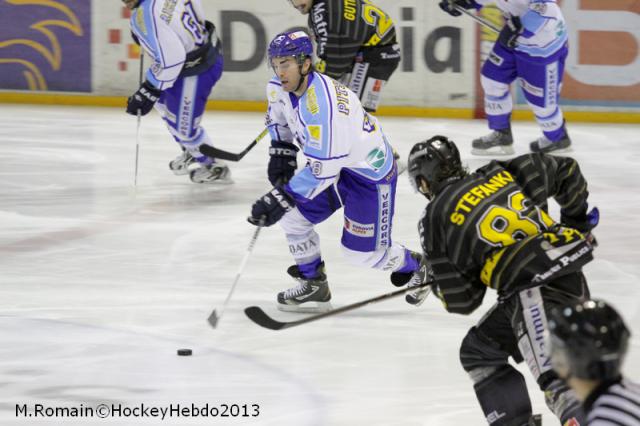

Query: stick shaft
[454,5,501,34]
[134,54,144,187]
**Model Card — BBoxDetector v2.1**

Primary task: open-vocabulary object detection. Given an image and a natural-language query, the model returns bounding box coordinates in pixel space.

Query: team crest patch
[530,2,547,14]
[366,148,386,170]
[306,86,319,115]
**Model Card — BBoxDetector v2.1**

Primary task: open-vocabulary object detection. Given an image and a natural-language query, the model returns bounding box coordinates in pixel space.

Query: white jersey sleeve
[265,79,295,143]
[130,0,210,90]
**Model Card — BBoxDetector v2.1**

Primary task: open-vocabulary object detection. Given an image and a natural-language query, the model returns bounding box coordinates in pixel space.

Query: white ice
[1,104,639,425]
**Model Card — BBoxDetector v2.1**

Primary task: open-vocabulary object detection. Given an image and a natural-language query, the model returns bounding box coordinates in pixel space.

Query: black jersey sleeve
[420,205,487,315]
[499,153,590,219]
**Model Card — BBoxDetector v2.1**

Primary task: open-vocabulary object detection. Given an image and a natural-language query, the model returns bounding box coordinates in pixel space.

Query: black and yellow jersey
[308,0,398,79]
[420,153,591,315]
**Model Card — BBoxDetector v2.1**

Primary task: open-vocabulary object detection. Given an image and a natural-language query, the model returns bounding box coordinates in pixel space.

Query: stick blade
[244,306,288,330]
[207,310,219,328]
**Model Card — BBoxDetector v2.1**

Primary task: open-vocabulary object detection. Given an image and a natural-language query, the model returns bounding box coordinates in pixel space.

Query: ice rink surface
[1,104,639,425]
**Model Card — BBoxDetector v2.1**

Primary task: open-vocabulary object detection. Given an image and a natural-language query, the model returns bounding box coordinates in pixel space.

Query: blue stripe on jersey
[299,74,332,159]
[520,10,547,34]
[287,167,324,201]
[516,32,567,57]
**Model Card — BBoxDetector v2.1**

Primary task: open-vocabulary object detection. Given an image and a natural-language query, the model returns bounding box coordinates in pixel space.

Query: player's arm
[284,92,348,202]
[136,16,186,91]
[421,209,486,315]
[126,7,186,116]
[503,153,596,232]
[265,80,298,185]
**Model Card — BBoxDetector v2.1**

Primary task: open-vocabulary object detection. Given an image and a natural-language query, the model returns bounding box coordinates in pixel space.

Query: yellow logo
[306,85,319,115]
[308,125,322,141]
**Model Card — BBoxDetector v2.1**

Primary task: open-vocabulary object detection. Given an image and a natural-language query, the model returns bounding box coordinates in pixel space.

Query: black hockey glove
[248,187,295,227]
[126,81,161,116]
[438,0,478,17]
[561,206,599,234]
[498,16,523,49]
[268,141,298,186]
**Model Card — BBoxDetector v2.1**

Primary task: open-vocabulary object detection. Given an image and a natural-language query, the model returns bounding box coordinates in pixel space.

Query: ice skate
[189,161,232,184]
[529,133,571,154]
[390,251,431,306]
[277,262,332,313]
[169,150,197,176]
[471,128,515,156]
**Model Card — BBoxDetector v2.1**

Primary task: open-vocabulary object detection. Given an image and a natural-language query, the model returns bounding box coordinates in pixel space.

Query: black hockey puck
[177,348,192,356]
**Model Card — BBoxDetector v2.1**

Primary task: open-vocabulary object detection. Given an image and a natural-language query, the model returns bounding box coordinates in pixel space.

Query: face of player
[271,56,311,94]
[121,0,139,10]
[288,0,313,14]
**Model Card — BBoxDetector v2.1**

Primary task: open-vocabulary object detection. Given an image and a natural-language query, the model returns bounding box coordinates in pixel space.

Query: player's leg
[156,55,229,183]
[515,46,571,153]
[472,43,518,156]
[348,44,401,113]
[276,185,343,312]
[515,276,588,425]
[460,302,537,426]
[338,168,420,278]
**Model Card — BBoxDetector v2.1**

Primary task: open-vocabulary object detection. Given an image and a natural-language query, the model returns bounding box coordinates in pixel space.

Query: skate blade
[277,301,333,314]
[471,145,515,156]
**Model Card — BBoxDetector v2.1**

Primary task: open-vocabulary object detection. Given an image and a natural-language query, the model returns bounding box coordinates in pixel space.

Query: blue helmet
[268,30,313,64]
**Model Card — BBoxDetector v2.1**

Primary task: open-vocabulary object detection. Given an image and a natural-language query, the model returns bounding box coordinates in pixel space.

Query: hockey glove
[561,206,599,234]
[126,81,161,116]
[248,187,295,227]
[268,141,298,186]
[438,0,479,17]
[498,16,523,49]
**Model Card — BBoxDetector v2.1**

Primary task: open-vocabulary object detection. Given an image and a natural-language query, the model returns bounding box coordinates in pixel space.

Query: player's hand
[248,187,295,227]
[498,16,523,49]
[126,81,161,116]
[561,206,599,234]
[268,141,298,186]
[439,0,478,17]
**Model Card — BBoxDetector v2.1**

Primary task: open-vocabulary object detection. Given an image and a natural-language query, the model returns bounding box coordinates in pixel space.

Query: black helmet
[407,135,465,200]
[548,299,630,381]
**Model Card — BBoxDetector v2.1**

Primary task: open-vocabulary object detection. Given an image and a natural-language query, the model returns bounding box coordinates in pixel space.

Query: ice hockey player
[287,0,401,113]
[439,0,572,155]
[400,135,600,425]
[549,299,640,426]
[122,0,230,183]
[247,30,420,313]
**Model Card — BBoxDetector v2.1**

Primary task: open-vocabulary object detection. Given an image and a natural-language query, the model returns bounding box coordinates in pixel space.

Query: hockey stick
[207,219,265,328]
[199,127,269,162]
[134,53,144,187]
[244,283,432,331]
[454,5,501,34]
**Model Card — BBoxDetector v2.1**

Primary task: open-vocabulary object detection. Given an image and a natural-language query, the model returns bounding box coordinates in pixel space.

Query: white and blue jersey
[266,71,418,278]
[129,0,224,163]
[265,72,394,203]
[477,0,567,58]
[130,0,217,90]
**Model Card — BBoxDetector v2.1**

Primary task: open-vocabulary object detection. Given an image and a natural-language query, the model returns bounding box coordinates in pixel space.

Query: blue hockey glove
[248,187,295,227]
[561,206,599,233]
[268,141,298,186]
[498,16,523,49]
[439,0,479,17]
[126,81,161,116]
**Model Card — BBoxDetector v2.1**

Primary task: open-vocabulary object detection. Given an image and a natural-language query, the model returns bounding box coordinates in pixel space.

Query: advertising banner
[0,0,91,92]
